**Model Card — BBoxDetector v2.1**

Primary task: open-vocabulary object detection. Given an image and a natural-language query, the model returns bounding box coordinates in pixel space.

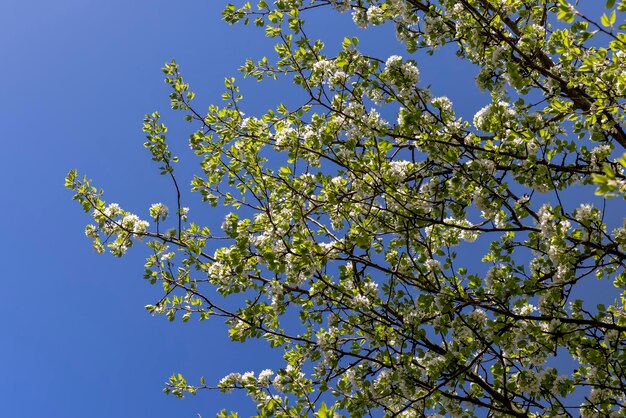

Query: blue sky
[1,1,618,417]
[1,2,287,416]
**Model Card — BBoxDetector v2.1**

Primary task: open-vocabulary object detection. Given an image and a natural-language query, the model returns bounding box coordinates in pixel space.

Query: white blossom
[312,59,335,82]
[431,96,453,112]
[518,303,538,316]
[366,5,385,25]
[103,203,122,218]
[468,309,488,325]
[329,0,350,12]
[424,258,441,272]
[274,126,296,148]
[258,369,274,385]
[120,213,149,236]
[590,144,611,168]
[149,203,169,221]
[219,372,241,392]
[352,8,368,28]
[574,203,597,223]
[388,160,411,180]
[353,293,370,308]
[160,252,175,262]
[85,224,98,238]
[180,207,189,221]
[537,204,555,238]
[240,371,255,384]
[385,55,403,70]
[473,101,515,131]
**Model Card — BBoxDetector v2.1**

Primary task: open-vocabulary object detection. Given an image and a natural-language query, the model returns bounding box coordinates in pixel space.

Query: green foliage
[68,0,626,417]
[593,153,626,197]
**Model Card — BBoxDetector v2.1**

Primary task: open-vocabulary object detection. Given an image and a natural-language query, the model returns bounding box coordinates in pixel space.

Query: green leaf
[64,169,77,188]
[315,403,332,418]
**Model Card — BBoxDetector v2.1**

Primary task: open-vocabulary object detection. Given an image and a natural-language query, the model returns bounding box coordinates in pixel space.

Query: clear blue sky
[1,1,615,417]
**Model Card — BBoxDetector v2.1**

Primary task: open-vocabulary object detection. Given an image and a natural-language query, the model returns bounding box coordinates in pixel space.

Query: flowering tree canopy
[67,0,626,416]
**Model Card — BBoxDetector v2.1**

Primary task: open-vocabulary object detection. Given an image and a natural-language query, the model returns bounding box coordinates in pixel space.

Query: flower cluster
[473,101,516,131]
[149,203,169,222]
[382,55,420,101]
